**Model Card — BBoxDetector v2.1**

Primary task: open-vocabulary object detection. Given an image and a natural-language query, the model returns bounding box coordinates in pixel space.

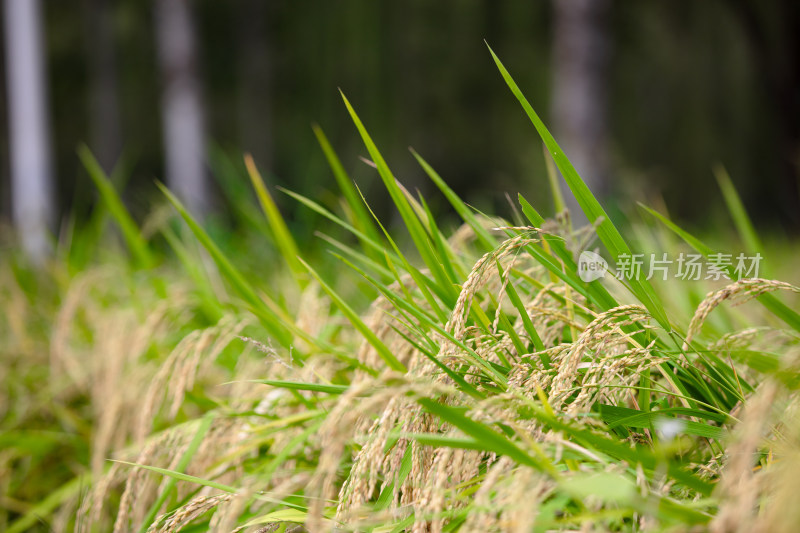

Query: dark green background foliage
[1,0,797,232]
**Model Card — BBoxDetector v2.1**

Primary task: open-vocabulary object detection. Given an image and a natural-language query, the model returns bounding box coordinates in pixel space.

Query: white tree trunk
[552,0,611,222]
[154,0,209,217]
[3,0,54,264]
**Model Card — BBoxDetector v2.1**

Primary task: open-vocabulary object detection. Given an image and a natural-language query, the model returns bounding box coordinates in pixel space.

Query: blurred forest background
[0,0,798,262]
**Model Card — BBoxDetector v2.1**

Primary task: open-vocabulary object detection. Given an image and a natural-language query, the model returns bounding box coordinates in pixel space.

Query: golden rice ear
[685,279,800,349]
[442,234,540,358]
[307,375,436,530]
[549,305,652,411]
[135,315,247,443]
[151,493,232,533]
[710,380,779,533]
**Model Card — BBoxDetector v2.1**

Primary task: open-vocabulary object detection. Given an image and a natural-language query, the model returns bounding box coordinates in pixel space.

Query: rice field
[2,49,800,533]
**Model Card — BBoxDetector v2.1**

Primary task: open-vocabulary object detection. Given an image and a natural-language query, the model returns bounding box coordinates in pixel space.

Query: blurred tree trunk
[154,0,209,217]
[84,0,122,174]
[3,0,55,264]
[552,0,611,221]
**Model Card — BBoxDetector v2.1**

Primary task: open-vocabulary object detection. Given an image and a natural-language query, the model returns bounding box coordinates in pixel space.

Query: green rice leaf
[641,204,800,333]
[560,473,636,504]
[543,143,568,217]
[341,91,458,304]
[488,45,670,331]
[341,254,506,385]
[523,401,714,495]
[497,259,546,358]
[599,405,727,440]
[158,182,292,346]
[78,145,153,269]
[411,148,497,251]
[518,194,621,313]
[244,154,306,287]
[139,415,214,532]
[313,124,383,249]
[418,398,550,472]
[299,257,406,372]
[240,508,318,529]
[714,164,764,257]
[375,443,413,510]
[111,460,238,493]
[404,433,487,452]
[280,187,399,265]
[250,380,348,395]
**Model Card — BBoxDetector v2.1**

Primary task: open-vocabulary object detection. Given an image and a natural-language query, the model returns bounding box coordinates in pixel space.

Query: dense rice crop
[2,47,800,533]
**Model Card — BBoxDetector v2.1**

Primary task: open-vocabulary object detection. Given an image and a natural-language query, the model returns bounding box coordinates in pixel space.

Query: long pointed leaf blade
[340,91,457,303]
[139,416,214,532]
[487,45,670,331]
[244,154,306,286]
[313,124,382,246]
[713,164,764,256]
[158,183,292,346]
[641,204,800,333]
[411,148,497,252]
[78,145,153,269]
[417,398,544,469]
[298,257,407,372]
[111,460,238,493]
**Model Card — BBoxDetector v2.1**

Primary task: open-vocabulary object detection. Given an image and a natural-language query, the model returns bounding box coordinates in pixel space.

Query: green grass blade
[244,154,306,287]
[312,124,383,248]
[518,195,621,314]
[641,204,800,333]
[257,418,325,481]
[404,433,487,451]
[139,415,214,533]
[208,145,271,233]
[316,232,394,282]
[374,444,413,510]
[411,148,497,251]
[280,187,398,264]
[355,186,451,323]
[78,145,153,269]
[418,193,461,283]
[160,226,224,322]
[417,398,549,471]
[111,460,238,493]
[385,322,482,399]
[158,182,292,346]
[66,154,133,272]
[250,380,348,395]
[522,401,714,495]
[339,254,506,385]
[496,260,547,359]
[297,179,457,326]
[299,256,406,372]
[543,143,567,216]
[640,205,713,255]
[599,405,726,440]
[713,164,765,256]
[240,509,318,529]
[487,45,670,330]
[341,91,457,303]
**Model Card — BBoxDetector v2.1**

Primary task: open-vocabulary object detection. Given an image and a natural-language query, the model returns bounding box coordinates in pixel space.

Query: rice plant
[2,47,800,533]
